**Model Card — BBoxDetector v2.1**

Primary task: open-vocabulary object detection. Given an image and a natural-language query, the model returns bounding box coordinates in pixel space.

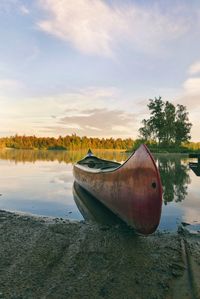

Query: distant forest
[0,134,134,150]
[0,134,200,152]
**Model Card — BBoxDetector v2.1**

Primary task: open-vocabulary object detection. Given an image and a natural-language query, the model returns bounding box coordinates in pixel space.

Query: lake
[0,148,200,232]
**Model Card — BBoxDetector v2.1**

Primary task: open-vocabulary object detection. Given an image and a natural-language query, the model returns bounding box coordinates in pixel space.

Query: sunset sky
[0,0,200,140]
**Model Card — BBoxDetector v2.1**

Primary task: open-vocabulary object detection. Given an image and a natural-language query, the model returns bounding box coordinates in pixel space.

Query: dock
[189,153,200,164]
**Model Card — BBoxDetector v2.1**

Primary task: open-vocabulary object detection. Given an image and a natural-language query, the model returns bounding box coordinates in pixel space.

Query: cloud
[37,0,189,57]
[85,125,102,132]
[50,86,121,113]
[20,5,30,15]
[179,74,200,111]
[46,108,137,137]
[188,61,200,75]
[179,94,200,111]
[180,61,200,109]
[176,75,200,141]
[39,107,137,137]
[0,85,119,114]
[0,1,30,15]
[183,77,200,95]
[0,86,138,138]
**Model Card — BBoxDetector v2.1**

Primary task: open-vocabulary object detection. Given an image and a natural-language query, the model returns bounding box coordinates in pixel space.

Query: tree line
[0,134,134,150]
[0,134,200,152]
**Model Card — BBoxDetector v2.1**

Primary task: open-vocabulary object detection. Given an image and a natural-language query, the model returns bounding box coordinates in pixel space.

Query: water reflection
[0,149,192,207]
[156,155,191,204]
[0,148,200,231]
[73,182,122,225]
[0,148,128,164]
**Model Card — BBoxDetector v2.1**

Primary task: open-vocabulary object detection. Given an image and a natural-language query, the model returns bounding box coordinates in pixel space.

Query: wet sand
[0,210,200,299]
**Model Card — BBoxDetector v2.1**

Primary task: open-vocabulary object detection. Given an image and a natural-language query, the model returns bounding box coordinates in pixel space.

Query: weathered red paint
[73,144,162,235]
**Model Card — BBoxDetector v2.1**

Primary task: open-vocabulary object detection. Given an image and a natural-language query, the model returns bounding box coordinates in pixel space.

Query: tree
[139,97,192,146]
[175,104,192,146]
[147,96,165,144]
[139,119,152,141]
[163,101,176,145]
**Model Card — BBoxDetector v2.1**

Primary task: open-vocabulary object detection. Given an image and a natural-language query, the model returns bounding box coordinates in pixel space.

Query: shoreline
[0,210,200,298]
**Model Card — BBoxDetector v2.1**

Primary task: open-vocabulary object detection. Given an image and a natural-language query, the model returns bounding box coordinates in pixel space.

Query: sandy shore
[0,210,200,299]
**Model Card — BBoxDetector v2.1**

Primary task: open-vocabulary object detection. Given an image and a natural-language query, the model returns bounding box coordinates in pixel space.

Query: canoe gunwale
[74,149,137,174]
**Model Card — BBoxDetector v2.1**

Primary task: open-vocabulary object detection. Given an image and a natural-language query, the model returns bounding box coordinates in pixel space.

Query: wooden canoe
[73,181,123,225]
[73,144,162,235]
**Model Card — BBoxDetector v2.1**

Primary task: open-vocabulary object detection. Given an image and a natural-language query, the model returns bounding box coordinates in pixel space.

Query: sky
[0,0,200,141]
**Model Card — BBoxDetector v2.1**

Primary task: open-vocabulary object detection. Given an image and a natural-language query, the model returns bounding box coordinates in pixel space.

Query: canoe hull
[73,181,123,225]
[73,145,162,235]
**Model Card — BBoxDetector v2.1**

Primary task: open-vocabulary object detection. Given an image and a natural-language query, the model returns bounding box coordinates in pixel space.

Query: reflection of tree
[156,155,191,204]
[0,149,128,164]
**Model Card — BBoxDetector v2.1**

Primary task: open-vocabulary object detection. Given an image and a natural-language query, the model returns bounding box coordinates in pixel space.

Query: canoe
[73,181,123,225]
[73,144,162,235]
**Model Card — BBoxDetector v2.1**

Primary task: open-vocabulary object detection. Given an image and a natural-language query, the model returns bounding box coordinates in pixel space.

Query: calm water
[0,148,200,232]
